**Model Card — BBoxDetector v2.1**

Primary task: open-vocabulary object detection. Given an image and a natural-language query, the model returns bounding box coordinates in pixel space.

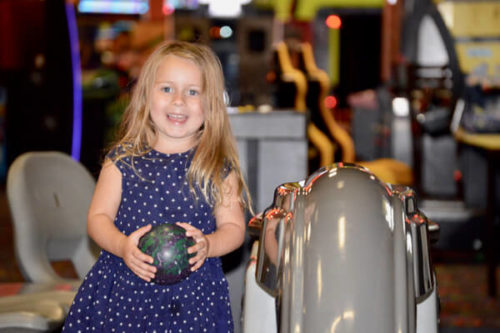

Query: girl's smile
[166,113,190,126]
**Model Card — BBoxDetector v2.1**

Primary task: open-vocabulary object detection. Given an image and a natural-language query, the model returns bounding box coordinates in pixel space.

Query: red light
[324,95,338,109]
[266,71,276,83]
[325,15,342,29]
[162,4,174,15]
[209,26,221,39]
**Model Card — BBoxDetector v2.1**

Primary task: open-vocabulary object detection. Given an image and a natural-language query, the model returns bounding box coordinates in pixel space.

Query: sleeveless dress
[63,148,233,333]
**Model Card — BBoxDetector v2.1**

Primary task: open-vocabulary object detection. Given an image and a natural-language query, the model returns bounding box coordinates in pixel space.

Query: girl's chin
[158,133,198,145]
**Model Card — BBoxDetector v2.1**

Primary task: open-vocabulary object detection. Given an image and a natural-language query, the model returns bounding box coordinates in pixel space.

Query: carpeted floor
[435,263,500,330]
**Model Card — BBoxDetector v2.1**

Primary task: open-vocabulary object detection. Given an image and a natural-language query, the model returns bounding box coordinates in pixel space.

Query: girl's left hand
[176,222,209,271]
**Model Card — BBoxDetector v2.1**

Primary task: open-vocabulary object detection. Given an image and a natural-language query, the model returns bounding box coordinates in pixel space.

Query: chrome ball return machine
[244,164,439,333]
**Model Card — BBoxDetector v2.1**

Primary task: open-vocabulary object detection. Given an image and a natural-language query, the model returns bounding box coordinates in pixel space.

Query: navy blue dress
[63,148,233,332]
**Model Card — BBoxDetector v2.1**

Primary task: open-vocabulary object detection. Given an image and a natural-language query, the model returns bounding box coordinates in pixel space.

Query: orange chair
[272,41,335,168]
[298,42,413,186]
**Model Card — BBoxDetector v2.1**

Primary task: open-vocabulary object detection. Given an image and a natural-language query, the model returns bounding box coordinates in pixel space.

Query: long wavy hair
[112,40,251,211]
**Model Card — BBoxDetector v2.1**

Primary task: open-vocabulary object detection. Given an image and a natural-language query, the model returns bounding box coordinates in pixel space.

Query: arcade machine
[237,10,275,108]
[309,1,414,170]
[0,0,81,173]
[0,0,143,176]
[400,0,500,297]
[77,0,154,175]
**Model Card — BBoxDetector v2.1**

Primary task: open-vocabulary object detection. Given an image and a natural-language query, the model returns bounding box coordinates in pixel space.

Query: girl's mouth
[167,113,187,123]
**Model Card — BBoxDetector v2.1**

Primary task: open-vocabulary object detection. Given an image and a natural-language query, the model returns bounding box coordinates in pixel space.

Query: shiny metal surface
[391,185,436,302]
[252,163,438,332]
[256,182,302,296]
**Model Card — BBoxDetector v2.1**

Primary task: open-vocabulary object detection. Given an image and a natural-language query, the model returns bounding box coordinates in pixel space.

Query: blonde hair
[112,40,252,212]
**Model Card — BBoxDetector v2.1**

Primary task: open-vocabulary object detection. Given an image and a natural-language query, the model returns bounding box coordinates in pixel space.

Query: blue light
[78,0,149,15]
[220,25,233,38]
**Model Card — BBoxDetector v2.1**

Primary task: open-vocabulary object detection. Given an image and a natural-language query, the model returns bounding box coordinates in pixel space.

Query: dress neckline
[148,145,196,158]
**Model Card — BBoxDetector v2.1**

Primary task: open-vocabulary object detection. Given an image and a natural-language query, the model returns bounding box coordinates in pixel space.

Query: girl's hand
[176,222,209,272]
[120,224,157,282]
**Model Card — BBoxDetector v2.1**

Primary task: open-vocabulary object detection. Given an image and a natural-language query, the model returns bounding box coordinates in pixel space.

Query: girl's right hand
[120,224,157,282]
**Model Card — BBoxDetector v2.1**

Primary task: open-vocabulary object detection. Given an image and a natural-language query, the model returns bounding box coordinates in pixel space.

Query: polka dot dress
[63,148,234,332]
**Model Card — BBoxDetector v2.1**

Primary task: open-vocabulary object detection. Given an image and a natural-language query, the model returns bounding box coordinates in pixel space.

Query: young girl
[63,41,251,332]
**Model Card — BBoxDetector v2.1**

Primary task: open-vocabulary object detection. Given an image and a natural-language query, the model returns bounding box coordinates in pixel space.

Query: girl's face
[150,54,205,153]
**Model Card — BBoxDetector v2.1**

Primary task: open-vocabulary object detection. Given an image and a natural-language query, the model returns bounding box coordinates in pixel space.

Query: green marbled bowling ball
[138,223,196,284]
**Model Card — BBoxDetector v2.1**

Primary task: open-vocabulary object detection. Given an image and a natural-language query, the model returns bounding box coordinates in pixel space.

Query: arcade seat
[297,42,414,186]
[6,151,99,283]
[272,41,335,168]
[0,151,99,331]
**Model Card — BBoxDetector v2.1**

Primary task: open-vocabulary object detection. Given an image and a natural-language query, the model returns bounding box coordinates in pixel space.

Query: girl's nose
[172,91,185,105]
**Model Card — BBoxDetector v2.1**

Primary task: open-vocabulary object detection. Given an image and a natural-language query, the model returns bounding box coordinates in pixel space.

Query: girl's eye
[188,89,199,96]
[162,87,172,93]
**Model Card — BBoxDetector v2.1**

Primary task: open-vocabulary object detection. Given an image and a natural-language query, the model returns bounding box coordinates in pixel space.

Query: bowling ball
[138,223,196,284]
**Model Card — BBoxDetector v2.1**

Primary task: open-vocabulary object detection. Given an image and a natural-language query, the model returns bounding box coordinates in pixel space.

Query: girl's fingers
[188,238,208,270]
[189,250,205,271]
[136,260,156,275]
[189,236,208,255]
[176,222,192,232]
[175,222,208,271]
[135,249,155,265]
[131,224,152,240]
[189,254,205,267]
[190,260,203,272]
[136,270,152,282]
[120,226,159,281]
[133,250,156,272]
[176,222,200,239]
[187,242,201,254]
[136,269,153,282]
[131,260,156,280]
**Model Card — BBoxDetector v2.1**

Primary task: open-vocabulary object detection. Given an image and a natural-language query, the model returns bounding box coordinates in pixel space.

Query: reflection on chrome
[392,185,437,301]
[330,310,355,332]
[248,213,263,238]
[305,219,312,244]
[383,196,394,231]
[338,216,346,252]
[317,260,323,302]
[328,168,338,178]
[255,182,302,296]
[407,233,413,254]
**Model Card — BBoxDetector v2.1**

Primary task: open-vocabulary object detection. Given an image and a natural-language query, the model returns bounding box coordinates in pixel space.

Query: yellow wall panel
[438,2,500,37]
[455,42,500,76]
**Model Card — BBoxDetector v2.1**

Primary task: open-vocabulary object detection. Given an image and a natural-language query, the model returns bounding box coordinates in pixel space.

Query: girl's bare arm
[179,171,246,271]
[87,160,156,281]
[208,171,246,256]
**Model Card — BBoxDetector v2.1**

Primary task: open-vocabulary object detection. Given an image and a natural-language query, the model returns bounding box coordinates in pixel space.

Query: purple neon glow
[65,2,82,161]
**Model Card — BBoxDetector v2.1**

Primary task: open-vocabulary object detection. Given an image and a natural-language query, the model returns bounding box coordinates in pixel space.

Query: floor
[436,263,500,331]
[0,187,499,332]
